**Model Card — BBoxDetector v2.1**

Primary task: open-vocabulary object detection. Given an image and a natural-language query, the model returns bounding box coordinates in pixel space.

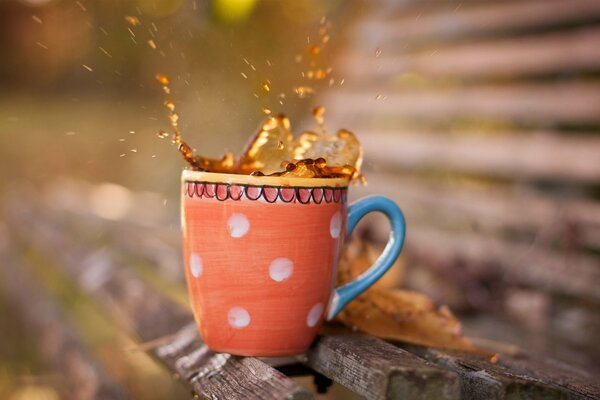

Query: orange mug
[181,170,406,356]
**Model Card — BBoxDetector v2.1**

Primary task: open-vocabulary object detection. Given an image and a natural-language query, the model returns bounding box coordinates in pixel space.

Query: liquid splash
[155,75,362,181]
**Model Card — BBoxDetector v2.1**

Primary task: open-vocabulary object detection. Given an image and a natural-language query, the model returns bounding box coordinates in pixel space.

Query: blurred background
[1,0,599,398]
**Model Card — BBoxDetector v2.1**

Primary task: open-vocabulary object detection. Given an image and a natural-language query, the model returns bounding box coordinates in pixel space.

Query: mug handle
[326,195,406,320]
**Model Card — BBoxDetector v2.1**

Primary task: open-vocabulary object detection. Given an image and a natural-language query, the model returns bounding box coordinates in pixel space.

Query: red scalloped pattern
[184,181,347,204]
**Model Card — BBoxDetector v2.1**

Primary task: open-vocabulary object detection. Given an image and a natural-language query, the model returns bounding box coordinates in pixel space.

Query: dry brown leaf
[336,288,477,352]
[338,235,405,289]
[336,236,478,353]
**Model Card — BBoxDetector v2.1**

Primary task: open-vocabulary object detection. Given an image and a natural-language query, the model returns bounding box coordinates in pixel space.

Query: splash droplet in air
[125,16,141,26]
[154,19,363,182]
[294,86,314,98]
[155,73,169,86]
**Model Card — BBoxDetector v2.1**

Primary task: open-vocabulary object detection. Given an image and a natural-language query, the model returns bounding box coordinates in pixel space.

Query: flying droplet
[164,100,175,111]
[294,86,314,98]
[155,73,169,85]
[99,46,112,58]
[125,15,141,26]
[314,69,327,80]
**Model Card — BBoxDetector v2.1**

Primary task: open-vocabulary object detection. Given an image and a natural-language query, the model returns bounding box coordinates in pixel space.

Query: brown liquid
[155,74,235,173]
[155,18,362,182]
[156,74,362,181]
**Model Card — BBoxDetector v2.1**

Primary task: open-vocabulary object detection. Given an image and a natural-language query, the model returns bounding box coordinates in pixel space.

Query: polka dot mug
[181,170,406,356]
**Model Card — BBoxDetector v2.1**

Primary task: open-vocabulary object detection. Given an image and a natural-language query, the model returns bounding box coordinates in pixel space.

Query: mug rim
[182,169,349,188]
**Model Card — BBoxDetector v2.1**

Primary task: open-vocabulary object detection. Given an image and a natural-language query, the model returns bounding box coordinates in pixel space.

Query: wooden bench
[2,0,599,398]
[321,0,600,375]
[1,181,598,399]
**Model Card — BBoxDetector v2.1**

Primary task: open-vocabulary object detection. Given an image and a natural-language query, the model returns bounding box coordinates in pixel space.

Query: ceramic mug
[181,170,406,356]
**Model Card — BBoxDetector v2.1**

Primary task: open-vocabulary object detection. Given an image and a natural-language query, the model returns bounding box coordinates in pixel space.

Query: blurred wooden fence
[324,0,600,372]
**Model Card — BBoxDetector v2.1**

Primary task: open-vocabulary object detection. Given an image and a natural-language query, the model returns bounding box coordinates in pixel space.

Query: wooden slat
[401,345,599,399]
[323,82,600,125]
[461,315,600,376]
[359,131,600,183]
[6,198,314,400]
[0,249,128,400]
[156,323,314,400]
[343,27,600,80]
[357,0,600,47]
[352,173,600,249]
[303,334,460,400]
[357,173,600,229]
[498,354,600,399]
[406,226,600,302]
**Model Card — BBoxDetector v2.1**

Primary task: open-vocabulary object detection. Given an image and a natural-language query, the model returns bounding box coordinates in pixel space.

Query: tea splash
[156,75,363,181]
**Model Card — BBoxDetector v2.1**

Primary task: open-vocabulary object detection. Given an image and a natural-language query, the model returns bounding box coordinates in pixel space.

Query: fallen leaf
[336,288,477,352]
[336,236,478,352]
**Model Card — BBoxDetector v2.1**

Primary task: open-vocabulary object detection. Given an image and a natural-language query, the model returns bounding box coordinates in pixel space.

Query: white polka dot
[330,211,342,239]
[228,307,251,329]
[307,303,324,327]
[269,258,294,282]
[227,213,250,238]
[189,253,203,278]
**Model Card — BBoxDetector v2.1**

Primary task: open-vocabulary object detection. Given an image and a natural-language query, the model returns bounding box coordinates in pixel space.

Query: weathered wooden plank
[302,334,460,400]
[461,314,600,378]
[0,248,128,400]
[498,354,600,399]
[156,323,314,400]
[323,83,600,125]
[359,131,600,183]
[405,226,600,302]
[6,197,314,400]
[343,27,600,80]
[356,0,600,47]
[401,345,590,400]
[352,173,600,253]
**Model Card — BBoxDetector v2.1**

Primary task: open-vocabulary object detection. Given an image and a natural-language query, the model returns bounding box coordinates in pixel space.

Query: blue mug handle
[326,195,407,319]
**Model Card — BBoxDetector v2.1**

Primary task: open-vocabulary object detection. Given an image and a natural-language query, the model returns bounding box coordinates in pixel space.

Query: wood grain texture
[6,198,313,400]
[156,324,314,400]
[304,334,460,400]
[402,345,600,400]
[498,354,600,399]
